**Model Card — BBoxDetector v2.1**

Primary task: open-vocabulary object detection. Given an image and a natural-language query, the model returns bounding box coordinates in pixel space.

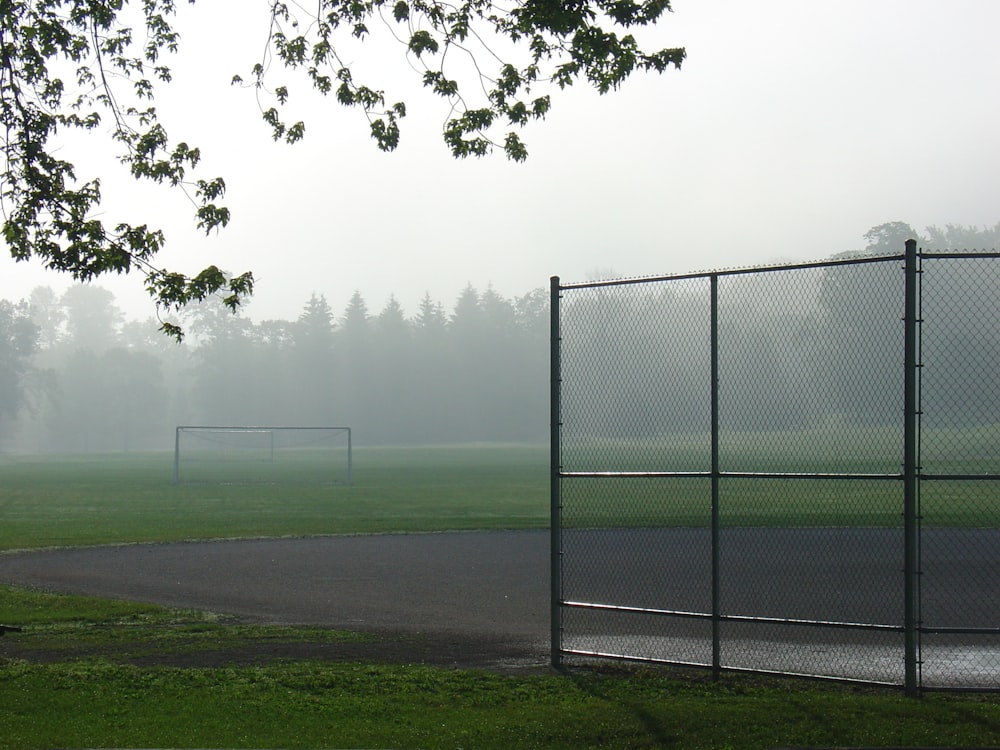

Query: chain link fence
[550,244,1000,692]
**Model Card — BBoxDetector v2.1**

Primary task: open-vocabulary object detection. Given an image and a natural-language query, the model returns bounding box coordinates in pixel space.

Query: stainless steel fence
[550,242,1000,693]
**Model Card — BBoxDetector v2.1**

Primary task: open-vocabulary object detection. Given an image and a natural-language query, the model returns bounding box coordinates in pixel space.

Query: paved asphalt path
[0,531,553,662]
[2,527,997,634]
[2,527,997,679]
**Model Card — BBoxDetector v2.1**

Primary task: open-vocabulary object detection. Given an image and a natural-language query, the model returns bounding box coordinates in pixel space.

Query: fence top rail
[177,426,351,431]
[920,250,1000,259]
[555,249,1000,291]
[554,253,906,290]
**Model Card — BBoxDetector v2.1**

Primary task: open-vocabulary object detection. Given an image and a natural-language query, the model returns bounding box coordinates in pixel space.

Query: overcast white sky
[1,0,998,322]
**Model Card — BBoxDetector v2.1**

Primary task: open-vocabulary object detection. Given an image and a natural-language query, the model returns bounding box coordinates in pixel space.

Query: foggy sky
[1,0,998,322]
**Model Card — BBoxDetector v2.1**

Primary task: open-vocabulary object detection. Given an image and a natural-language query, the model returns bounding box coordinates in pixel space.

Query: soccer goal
[173,426,352,485]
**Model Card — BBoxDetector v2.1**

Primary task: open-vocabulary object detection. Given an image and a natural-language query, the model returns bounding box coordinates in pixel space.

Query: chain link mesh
[918,255,1000,688]
[554,252,1000,690]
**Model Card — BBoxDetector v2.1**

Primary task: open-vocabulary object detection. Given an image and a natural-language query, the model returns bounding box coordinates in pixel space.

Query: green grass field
[0,444,550,551]
[3,441,1000,748]
[2,438,997,552]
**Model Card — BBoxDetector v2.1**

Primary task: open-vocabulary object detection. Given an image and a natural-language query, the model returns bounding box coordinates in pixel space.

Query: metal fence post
[550,276,563,668]
[903,239,921,695]
[711,274,721,679]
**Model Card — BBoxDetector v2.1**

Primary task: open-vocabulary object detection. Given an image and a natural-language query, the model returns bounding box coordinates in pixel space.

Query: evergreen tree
[375,296,410,340]
[411,293,453,442]
[289,294,338,425]
[340,292,370,342]
[297,294,337,348]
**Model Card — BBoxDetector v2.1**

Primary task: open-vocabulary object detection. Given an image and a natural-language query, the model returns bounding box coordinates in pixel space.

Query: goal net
[173,426,352,485]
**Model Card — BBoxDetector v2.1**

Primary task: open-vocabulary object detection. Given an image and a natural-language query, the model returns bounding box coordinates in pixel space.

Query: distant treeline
[1,221,997,453]
[0,284,550,452]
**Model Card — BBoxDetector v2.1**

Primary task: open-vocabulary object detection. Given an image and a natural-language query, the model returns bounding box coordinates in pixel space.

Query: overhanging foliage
[0,0,684,339]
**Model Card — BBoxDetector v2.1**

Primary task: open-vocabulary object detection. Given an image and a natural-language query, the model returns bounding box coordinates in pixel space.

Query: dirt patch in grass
[0,618,550,673]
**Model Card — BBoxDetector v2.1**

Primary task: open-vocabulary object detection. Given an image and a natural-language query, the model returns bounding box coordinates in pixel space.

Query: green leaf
[408,30,440,57]
[503,132,528,162]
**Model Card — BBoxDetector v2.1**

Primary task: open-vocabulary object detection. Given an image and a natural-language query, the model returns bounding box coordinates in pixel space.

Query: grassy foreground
[3,443,1000,747]
[3,586,1000,750]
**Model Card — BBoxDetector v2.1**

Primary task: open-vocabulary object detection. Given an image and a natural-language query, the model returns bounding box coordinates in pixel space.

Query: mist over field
[1,221,997,455]
[0,283,549,452]
[1,0,997,458]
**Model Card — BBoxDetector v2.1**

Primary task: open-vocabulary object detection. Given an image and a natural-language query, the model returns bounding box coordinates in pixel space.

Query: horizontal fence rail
[551,245,1000,693]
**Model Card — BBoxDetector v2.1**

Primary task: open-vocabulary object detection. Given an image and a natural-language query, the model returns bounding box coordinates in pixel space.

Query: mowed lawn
[2,438,998,551]
[0,444,550,551]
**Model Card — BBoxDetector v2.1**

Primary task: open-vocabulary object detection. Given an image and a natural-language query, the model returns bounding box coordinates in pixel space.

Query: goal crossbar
[173,426,352,485]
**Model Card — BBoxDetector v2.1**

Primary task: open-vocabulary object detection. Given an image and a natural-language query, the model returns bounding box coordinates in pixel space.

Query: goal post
[173,426,352,485]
